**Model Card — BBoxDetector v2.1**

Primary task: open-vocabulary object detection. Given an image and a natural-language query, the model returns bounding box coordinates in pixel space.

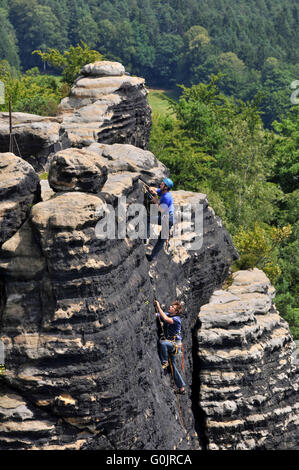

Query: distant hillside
[1,0,298,74]
[1,0,299,125]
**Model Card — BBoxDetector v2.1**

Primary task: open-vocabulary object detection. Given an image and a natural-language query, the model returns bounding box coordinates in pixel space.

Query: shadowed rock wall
[0,62,298,449]
[196,269,299,450]
[0,145,237,450]
[0,153,41,247]
[0,145,297,450]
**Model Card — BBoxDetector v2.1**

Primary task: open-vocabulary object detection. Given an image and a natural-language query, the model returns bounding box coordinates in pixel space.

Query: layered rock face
[59,61,151,150]
[197,269,299,450]
[0,113,61,172]
[0,63,298,450]
[0,144,238,450]
[48,148,108,193]
[0,61,151,172]
[0,153,40,247]
[0,145,298,449]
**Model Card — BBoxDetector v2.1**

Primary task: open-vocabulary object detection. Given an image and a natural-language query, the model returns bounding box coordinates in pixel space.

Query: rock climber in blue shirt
[154,299,186,395]
[146,178,174,262]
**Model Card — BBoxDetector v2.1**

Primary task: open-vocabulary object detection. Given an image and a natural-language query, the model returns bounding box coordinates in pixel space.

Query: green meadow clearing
[147,89,177,116]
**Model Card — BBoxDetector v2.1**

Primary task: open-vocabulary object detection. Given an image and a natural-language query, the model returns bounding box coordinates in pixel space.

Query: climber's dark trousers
[159,340,185,389]
[147,213,174,260]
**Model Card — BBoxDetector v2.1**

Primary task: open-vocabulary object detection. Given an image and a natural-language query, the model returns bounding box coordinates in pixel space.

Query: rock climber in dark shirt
[154,299,186,395]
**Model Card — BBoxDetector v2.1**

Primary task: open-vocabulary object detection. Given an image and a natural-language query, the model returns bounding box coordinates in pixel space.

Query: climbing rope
[153,299,186,430]
[143,193,186,429]
[169,356,185,429]
[8,98,23,159]
[181,342,185,372]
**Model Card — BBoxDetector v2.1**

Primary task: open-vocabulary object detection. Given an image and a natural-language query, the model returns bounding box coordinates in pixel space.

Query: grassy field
[147,89,178,116]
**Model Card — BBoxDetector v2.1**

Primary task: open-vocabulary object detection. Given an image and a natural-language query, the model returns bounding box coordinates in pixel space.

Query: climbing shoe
[146,254,152,262]
[177,389,186,395]
[162,362,169,369]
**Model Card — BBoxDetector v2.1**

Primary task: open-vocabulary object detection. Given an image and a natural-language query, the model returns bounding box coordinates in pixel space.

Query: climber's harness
[160,335,180,356]
[158,318,183,362]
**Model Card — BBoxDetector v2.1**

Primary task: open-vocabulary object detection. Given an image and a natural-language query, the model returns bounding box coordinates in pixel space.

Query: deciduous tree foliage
[149,78,299,337]
[34,42,104,85]
[1,0,298,126]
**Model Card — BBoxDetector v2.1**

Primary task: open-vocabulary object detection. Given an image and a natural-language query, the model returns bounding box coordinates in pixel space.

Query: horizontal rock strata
[59,61,151,150]
[196,269,299,450]
[0,61,151,172]
[0,66,298,450]
[0,113,61,172]
[0,148,237,450]
[48,148,108,193]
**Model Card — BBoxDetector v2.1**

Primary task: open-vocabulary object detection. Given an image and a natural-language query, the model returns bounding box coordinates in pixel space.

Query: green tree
[0,62,62,115]
[272,107,299,193]
[232,222,292,284]
[9,0,67,69]
[33,42,104,86]
[184,25,210,50]
[154,34,184,86]
[0,8,20,69]
[75,13,99,49]
[151,77,284,232]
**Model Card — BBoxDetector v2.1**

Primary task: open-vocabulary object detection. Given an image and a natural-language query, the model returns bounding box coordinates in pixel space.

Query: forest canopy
[1,0,299,126]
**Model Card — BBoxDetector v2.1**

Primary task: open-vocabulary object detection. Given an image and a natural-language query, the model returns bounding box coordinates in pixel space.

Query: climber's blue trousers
[158,339,186,389]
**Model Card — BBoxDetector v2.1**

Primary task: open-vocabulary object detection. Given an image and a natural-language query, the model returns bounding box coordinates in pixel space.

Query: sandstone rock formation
[0,113,61,172]
[0,61,151,172]
[0,153,40,247]
[0,145,298,449]
[197,268,299,450]
[48,148,108,193]
[0,62,298,450]
[0,146,238,450]
[85,143,169,185]
[59,61,151,150]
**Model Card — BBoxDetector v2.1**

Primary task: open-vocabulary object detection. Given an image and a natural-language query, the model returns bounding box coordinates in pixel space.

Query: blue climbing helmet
[163,178,174,190]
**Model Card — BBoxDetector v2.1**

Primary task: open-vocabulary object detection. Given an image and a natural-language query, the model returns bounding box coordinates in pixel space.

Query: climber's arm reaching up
[154,300,174,324]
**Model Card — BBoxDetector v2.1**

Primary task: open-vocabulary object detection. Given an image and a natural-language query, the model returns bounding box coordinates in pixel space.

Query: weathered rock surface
[0,153,40,247]
[0,148,238,450]
[47,143,169,198]
[0,61,151,172]
[0,65,298,450]
[86,143,169,184]
[81,61,125,77]
[0,113,61,172]
[48,148,108,193]
[59,61,151,150]
[196,268,299,450]
[40,179,55,202]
